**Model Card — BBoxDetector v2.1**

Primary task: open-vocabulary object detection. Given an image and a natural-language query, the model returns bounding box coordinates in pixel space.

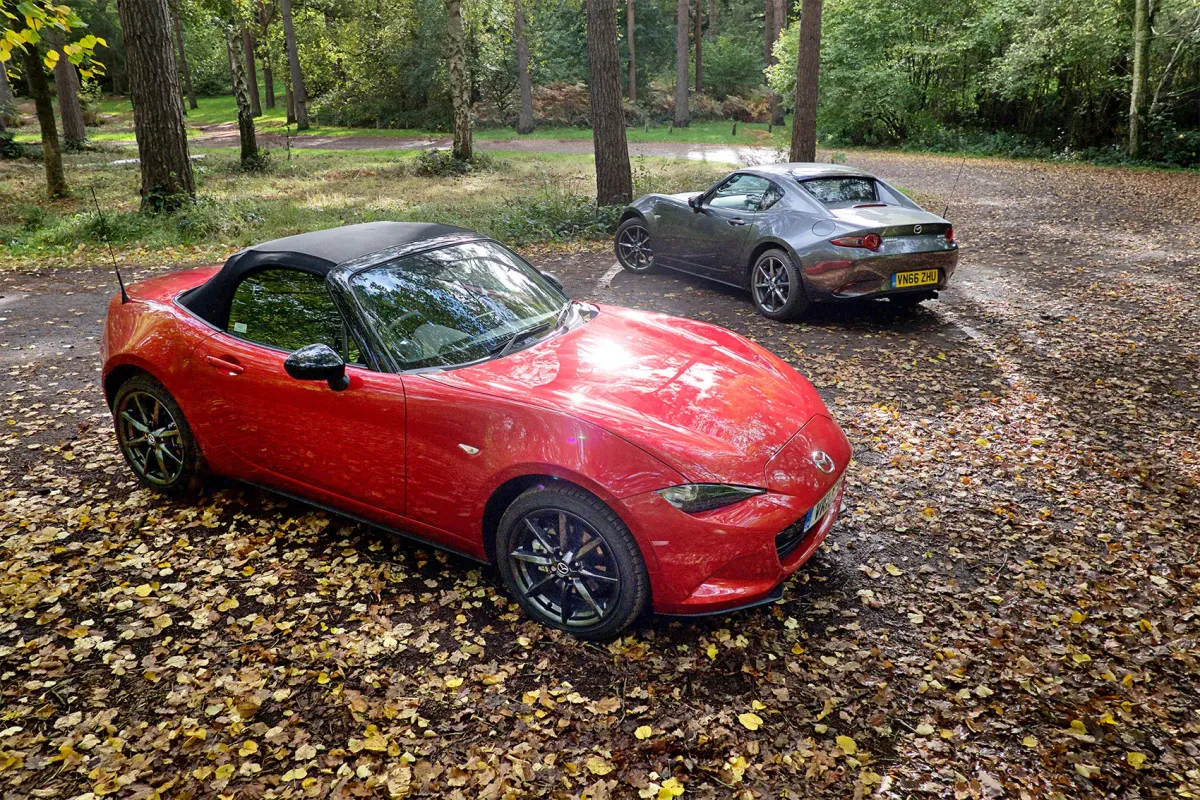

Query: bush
[704,34,766,99]
[0,132,24,160]
[414,148,498,177]
[489,183,622,243]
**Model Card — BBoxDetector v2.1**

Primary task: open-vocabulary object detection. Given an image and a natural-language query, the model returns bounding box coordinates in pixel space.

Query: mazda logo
[913,224,923,234]
[812,451,835,474]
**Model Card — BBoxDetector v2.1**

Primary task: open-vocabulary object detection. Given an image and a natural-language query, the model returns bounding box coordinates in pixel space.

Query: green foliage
[703,34,764,99]
[414,148,498,176]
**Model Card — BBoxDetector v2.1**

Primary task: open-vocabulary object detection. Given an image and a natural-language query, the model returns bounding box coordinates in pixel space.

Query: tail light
[831,233,882,250]
[945,227,955,244]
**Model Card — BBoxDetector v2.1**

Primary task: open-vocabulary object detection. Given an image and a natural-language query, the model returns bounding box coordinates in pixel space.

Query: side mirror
[284,343,349,391]
[541,271,566,293]
[688,194,703,212]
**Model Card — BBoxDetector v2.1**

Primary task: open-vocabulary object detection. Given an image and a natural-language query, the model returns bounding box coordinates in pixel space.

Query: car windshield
[349,240,570,370]
[800,177,877,207]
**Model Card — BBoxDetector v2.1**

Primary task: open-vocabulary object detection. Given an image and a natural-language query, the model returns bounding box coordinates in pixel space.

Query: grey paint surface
[622,162,960,302]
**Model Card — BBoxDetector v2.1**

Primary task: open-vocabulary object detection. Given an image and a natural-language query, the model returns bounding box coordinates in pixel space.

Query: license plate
[891,269,940,289]
[803,477,843,532]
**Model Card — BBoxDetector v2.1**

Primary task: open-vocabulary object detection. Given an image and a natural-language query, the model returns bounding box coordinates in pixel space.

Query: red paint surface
[103,270,852,614]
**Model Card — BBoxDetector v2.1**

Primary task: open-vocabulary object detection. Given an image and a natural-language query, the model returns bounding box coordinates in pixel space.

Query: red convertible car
[102,222,850,638]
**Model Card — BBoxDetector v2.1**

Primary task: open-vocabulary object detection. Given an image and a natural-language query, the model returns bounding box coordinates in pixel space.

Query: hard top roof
[743,162,877,180]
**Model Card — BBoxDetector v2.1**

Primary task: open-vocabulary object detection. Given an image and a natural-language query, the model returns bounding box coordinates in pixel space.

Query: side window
[227,269,362,363]
[757,181,785,211]
[708,174,772,212]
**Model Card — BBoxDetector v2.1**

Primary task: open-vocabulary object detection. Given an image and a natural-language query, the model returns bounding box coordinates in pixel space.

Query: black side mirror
[284,343,349,391]
[688,194,703,212]
[541,271,565,293]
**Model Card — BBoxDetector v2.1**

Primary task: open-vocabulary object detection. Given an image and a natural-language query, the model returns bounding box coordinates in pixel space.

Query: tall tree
[285,69,295,124]
[693,0,701,92]
[447,0,472,159]
[1128,0,1151,156]
[514,0,534,133]
[279,0,308,128]
[586,0,632,204]
[50,32,88,148]
[224,26,259,165]
[117,0,196,209]
[243,28,262,116]
[22,44,69,197]
[707,0,715,36]
[626,0,636,102]
[789,0,822,161]
[673,0,689,126]
[769,0,783,124]
[169,0,197,109]
[0,64,13,132]
[258,4,275,108]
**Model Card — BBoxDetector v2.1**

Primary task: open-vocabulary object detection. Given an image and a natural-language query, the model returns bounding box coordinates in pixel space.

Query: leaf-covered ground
[2,154,1198,799]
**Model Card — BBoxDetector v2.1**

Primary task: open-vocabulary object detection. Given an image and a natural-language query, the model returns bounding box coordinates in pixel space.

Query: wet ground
[2,152,1198,798]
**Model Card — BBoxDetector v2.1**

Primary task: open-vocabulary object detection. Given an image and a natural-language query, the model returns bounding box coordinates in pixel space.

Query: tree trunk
[673,0,689,127]
[587,0,632,205]
[1128,0,1150,157]
[226,26,260,166]
[23,45,69,197]
[280,0,309,129]
[789,0,822,162]
[0,64,12,132]
[286,72,296,124]
[169,0,197,109]
[693,0,702,92]
[763,0,773,66]
[707,0,716,37]
[50,33,88,147]
[626,0,636,102]
[447,0,472,160]
[243,28,262,117]
[117,0,196,209]
[260,7,276,108]
[514,0,534,133]
[769,0,784,124]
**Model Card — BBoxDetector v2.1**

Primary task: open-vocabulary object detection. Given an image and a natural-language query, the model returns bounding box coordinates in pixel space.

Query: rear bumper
[803,247,959,301]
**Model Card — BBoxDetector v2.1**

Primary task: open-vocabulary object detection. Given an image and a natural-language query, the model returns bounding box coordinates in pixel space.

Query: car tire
[496,482,649,640]
[614,217,657,274]
[750,248,809,321]
[112,373,204,497]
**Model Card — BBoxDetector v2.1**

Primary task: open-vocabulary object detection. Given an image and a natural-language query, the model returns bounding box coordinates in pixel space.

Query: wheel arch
[745,239,805,289]
[103,361,156,409]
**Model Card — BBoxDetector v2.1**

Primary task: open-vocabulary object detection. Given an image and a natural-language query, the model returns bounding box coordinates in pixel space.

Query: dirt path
[2,152,1198,798]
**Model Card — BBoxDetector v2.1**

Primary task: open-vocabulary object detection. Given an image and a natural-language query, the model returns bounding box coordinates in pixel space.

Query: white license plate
[803,477,843,532]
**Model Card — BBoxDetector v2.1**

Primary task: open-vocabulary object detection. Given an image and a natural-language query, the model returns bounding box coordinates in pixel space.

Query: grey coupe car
[614,163,959,321]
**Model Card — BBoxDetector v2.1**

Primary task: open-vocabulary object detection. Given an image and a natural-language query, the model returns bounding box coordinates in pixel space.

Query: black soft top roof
[182,221,471,326]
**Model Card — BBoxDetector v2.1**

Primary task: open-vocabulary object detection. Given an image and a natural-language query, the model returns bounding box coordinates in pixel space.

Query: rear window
[800,177,877,207]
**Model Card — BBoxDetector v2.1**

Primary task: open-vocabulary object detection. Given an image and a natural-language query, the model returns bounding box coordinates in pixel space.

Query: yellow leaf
[860,769,882,786]
[1069,611,1086,624]
[134,584,152,597]
[1127,752,1146,768]
[317,672,330,685]
[915,723,934,736]
[585,755,613,775]
[836,735,857,755]
[214,764,235,780]
[751,700,766,710]
[444,676,463,689]
[885,564,902,576]
[634,725,653,740]
[1074,763,1100,779]
[706,644,718,660]
[62,451,75,460]
[737,712,763,731]
[1021,735,1038,748]
[657,777,685,798]
[1070,720,1088,735]
[218,597,239,612]
[238,740,258,757]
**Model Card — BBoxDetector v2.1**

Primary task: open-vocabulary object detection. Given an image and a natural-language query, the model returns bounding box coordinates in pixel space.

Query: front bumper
[623,414,851,616]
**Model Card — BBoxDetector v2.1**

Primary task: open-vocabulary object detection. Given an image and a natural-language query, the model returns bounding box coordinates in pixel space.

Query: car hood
[828,205,946,229]
[427,304,829,486]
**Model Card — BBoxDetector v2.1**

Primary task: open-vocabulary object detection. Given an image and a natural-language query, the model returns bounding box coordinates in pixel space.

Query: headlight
[657,484,766,514]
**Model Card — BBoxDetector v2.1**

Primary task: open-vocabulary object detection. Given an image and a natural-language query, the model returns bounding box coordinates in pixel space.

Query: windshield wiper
[489,302,575,360]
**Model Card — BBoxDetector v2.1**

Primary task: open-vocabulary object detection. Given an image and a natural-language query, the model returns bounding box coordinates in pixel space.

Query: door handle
[728,218,747,226]
[205,355,244,375]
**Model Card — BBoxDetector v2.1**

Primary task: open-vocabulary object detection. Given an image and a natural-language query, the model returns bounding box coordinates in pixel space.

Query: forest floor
[1,151,1199,799]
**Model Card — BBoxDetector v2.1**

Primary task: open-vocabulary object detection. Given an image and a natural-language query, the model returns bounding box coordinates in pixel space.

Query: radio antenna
[90,187,129,304]
[941,158,967,219]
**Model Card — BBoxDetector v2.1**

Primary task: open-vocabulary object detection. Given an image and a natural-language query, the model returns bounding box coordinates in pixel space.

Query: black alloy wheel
[614,218,657,273]
[497,483,649,639]
[113,374,202,496]
[750,248,809,321]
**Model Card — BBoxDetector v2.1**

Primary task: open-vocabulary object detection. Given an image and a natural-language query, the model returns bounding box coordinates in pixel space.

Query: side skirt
[241,480,490,565]
[658,582,785,618]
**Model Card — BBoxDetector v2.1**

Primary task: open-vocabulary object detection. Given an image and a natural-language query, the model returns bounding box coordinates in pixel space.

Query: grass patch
[0,147,729,270]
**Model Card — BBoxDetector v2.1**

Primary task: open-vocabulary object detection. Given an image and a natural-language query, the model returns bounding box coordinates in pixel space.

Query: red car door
[189,267,409,521]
